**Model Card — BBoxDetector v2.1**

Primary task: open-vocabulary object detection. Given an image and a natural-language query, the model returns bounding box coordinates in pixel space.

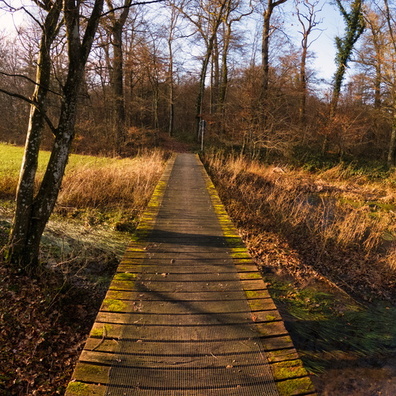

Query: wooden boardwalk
[66,153,316,396]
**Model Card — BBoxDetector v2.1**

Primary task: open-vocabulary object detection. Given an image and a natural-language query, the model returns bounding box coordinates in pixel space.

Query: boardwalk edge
[65,155,176,396]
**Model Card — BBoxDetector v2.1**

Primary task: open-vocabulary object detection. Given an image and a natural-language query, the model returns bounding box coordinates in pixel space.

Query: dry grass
[0,146,168,395]
[0,144,167,227]
[58,149,165,210]
[204,150,396,302]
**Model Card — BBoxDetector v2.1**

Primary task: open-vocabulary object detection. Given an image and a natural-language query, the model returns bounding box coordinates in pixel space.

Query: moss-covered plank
[247,297,278,311]
[276,376,317,396]
[255,321,289,337]
[266,348,300,363]
[65,381,106,396]
[72,361,110,384]
[261,335,295,351]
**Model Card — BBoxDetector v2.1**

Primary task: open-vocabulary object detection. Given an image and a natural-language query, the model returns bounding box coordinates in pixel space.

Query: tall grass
[0,143,166,210]
[58,150,165,210]
[204,150,396,301]
[0,143,167,233]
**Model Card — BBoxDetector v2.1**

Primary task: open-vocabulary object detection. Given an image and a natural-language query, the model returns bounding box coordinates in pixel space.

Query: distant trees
[5,0,396,269]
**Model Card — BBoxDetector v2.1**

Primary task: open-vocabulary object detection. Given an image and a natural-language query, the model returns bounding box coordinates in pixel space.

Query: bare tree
[103,0,133,154]
[260,0,288,98]
[295,0,322,126]
[175,0,230,138]
[217,0,252,133]
[6,0,105,271]
[164,2,181,136]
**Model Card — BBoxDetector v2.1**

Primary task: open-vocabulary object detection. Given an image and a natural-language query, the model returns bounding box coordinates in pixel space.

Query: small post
[199,119,206,152]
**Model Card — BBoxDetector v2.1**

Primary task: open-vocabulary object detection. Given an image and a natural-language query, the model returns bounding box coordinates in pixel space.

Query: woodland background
[0,0,394,166]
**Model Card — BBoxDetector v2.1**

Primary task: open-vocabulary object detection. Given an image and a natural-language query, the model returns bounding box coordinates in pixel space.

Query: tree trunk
[107,0,132,155]
[167,54,174,136]
[388,110,396,167]
[20,92,80,267]
[7,0,104,271]
[195,52,211,139]
[330,0,365,118]
[261,7,272,97]
[8,1,62,269]
[299,54,307,125]
[194,0,228,139]
[112,25,127,154]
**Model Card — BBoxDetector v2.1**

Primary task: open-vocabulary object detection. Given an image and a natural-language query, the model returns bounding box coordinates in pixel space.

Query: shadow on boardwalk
[66,153,316,396]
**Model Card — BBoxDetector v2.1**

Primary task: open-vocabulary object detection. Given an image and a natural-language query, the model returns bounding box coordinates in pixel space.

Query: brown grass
[204,150,396,302]
[0,147,167,230]
[58,149,166,211]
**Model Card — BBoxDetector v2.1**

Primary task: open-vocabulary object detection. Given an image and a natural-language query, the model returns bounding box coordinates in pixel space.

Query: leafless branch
[0,88,58,136]
[0,71,61,96]
[101,0,165,18]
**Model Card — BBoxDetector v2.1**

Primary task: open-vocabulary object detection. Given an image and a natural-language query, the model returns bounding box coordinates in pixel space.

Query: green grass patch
[0,142,122,199]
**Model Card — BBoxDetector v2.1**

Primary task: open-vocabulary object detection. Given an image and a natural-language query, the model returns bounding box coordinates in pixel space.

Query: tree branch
[100,0,166,18]
[335,0,349,21]
[0,88,58,136]
[0,71,61,96]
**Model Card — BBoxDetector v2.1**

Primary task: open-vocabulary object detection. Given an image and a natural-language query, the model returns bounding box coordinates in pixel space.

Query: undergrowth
[203,149,396,394]
[204,149,396,299]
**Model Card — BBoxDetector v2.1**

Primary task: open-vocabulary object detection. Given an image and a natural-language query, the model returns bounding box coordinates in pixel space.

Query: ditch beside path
[66,153,316,396]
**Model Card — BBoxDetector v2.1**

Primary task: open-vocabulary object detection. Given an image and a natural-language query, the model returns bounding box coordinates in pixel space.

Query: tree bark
[330,0,365,118]
[261,0,287,99]
[8,0,105,271]
[8,0,62,268]
[106,0,132,155]
[387,112,396,166]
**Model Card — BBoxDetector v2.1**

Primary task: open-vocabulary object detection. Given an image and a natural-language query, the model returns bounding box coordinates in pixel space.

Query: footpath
[66,153,316,396]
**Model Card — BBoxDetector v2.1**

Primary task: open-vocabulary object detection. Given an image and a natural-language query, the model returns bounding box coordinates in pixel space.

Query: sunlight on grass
[204,149,396,279]
[0,141,168,261]
[204,148,396,381]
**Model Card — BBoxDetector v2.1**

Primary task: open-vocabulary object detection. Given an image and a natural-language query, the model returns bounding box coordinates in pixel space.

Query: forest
[1,0,396,394]
[1,0,395,163]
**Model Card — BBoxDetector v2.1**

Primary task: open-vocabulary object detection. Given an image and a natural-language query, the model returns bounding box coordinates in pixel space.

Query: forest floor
[0,214,126,395]
[1,143,396,395]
